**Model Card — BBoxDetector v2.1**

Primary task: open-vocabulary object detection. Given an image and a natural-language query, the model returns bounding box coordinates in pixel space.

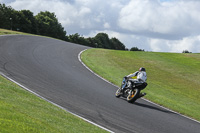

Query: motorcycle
[115,77,147,103]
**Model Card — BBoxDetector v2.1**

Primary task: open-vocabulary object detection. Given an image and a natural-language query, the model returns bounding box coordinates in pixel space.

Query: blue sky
[1,0,200,53]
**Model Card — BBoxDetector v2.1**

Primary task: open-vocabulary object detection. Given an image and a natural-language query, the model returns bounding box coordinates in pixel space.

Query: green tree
[182,50,192,53]
[0,4,126,50]
[0,4,37,33]
[19,10,38,34]
[94,33,113,49]
[0,3,14,30]
[35,11,66,40]
[130,47,144,51]
[110,37,125,50]
[67,33,89,46]
[86,37,96,47]
[14,10,33,33]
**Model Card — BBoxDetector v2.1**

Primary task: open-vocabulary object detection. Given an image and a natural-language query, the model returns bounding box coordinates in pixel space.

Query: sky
[1,0,200,53]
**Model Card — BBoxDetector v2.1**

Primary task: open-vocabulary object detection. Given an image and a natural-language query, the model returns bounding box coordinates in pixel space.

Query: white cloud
[104,23,110,29]
[118,0,200,40]
[3,0,200,53]
[149,36,200,53]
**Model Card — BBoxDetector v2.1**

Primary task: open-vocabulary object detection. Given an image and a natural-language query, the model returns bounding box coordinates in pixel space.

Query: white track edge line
[79,49,200,124]
[0,73,114,133]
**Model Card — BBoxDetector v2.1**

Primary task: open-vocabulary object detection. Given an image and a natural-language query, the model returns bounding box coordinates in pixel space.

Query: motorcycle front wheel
[115,88,122,98]
[127,88,140,103]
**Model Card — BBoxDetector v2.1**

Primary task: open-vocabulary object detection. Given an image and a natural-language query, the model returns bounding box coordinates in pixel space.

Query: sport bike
[115,77,147,103]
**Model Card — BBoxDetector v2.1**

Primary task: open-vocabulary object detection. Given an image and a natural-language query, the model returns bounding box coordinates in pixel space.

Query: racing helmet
[139,67,146,72]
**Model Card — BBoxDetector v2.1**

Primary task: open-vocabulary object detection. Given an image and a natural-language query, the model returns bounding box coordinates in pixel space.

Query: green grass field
[81,48,200,121]
[0,29,108,132]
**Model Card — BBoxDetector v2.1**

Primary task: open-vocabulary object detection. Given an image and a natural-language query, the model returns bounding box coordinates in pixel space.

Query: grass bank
[0,29,108,132]
[0,75,107,132]
[0,28,29,35]
[81,48,200,121]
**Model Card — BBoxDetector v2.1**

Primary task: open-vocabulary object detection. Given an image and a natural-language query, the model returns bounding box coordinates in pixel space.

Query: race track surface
[0,35,200,133]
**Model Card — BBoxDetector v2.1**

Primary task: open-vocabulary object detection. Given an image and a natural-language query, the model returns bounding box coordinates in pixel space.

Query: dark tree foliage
[67,33,89,46]
[110,37,126,50]
[130,47,144,51]
[67,32,126,50]
[86,37,96,47]
[94,33,112,49]
[182,50,192,53]
[0,3,66,40]
[0,3,126,50]
[0,4,36,33]
[15,10,37,33]
[19,10,38,34]
[0,3,14,29]
[35,11,66,40]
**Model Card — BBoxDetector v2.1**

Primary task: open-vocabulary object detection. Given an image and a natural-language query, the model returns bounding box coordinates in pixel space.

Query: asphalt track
[0,35,200,133]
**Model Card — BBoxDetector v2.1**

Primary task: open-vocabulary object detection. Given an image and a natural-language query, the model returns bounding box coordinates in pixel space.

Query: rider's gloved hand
[124,76,128,80]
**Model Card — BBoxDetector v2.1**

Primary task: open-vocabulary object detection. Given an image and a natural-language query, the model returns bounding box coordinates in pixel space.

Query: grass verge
[0,28,30,35]
[0,75,107,132]
[81,48,200,122]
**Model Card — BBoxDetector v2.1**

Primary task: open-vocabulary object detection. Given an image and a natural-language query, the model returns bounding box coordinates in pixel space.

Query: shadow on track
[118,97,175,114]
[134,102,176,114]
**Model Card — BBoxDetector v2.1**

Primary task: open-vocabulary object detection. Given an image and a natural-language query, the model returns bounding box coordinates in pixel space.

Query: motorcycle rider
[124,67,147,97]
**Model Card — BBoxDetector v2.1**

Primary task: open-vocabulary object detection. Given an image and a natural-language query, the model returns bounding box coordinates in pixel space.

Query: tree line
[0,3,144,51]
[0,3,67,40]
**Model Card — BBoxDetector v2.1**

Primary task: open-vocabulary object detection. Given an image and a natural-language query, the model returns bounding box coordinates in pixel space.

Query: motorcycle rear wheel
[127,88,140,103]
[115,88,122,98]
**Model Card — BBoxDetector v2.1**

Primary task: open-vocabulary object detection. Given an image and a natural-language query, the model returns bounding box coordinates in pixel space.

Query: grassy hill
[81,48,200,121]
